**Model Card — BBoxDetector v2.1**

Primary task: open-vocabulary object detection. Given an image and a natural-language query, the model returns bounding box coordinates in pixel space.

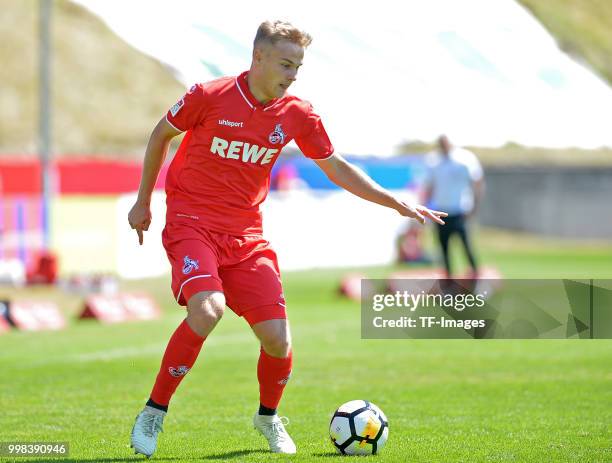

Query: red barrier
[9,300,67,331]
[0,159,42,195]
[80,293,161,323]
[0,158,168,195]
[58,159,168,194]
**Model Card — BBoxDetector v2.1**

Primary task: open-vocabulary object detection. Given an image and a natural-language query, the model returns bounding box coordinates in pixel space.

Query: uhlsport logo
[168,365,190,378]
[182,256,199,275]
[218,119,244,128]
[268,124,286,144]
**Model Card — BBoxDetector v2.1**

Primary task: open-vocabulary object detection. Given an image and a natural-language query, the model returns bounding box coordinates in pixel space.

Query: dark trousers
[436,214,478,276]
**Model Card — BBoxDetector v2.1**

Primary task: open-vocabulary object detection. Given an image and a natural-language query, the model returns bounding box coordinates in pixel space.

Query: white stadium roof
[74,0,612,155]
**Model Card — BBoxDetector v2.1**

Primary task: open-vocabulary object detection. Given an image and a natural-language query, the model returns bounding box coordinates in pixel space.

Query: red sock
[150,319,205,406]
[257,347,292,410]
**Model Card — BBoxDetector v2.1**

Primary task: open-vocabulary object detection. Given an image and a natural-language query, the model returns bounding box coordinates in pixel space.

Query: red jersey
[165,71,334,235]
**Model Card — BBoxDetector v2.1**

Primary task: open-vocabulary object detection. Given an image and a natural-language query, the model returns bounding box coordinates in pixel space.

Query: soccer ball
[329,400,389,455]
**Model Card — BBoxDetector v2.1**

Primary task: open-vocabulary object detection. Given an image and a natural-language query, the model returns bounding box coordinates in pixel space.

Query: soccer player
[128,20,447,457]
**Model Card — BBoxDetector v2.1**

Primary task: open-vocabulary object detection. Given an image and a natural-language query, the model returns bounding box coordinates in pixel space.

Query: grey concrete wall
[478,166,612,239]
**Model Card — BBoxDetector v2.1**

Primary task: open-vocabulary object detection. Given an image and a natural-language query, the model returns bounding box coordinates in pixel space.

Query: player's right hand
[128,201,152,245]
[394,200,447,225]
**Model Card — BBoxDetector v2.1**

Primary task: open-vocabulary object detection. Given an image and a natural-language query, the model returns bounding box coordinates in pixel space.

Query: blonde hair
[254,20,312,48]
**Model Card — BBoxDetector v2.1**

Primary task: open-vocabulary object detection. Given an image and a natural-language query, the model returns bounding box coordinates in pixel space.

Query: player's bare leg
[251,318,296,454]
[131,291,225,458]
[185,291,226,337]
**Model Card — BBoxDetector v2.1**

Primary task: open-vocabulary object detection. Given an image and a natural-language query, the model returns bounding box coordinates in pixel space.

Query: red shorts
[162,221,286,326]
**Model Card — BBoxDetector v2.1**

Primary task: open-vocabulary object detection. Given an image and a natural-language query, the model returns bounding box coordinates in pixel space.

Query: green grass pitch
[0,232,611,462]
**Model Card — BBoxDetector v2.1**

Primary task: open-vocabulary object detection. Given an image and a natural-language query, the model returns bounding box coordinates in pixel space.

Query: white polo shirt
[425,148,483,216]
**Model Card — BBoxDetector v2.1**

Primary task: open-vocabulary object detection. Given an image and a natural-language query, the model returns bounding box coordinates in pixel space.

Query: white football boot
[253,413,297,454]
[130,406,165,458]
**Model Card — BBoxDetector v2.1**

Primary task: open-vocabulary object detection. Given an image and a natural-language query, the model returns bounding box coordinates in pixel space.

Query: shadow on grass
[15,459,181,463]
[17,450,335,462]
[203,449,269,460]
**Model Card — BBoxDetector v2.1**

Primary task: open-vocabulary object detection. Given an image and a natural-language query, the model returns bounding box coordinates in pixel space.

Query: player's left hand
[395,201,447,225]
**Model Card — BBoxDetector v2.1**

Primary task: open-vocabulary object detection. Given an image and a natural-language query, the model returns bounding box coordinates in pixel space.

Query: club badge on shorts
[182,256,199,275]
[268,124,286,144]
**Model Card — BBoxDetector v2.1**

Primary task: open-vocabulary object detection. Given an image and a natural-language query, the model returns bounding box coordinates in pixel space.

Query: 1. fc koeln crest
[168,365,190,377]
[268,124,286,144]
[182,256,199,275]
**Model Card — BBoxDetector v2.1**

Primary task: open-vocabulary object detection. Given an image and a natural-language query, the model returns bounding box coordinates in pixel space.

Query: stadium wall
[479,166,612,238]
[3,160,607,277]
[0,159,168,195]
[0,158,417,277]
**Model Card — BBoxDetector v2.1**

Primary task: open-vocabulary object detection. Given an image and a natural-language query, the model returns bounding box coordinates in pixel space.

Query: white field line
[71,331,260,363]
[4,319,351,368]
[68,318,340,363]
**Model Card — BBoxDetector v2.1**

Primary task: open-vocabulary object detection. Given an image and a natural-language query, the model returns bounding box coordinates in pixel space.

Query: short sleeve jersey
[165,71,334,235]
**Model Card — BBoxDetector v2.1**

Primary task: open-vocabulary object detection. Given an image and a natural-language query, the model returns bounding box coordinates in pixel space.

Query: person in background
[424,135,484,278]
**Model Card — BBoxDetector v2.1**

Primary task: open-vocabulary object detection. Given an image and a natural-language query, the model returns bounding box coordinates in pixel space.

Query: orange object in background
[26,251,59,285]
